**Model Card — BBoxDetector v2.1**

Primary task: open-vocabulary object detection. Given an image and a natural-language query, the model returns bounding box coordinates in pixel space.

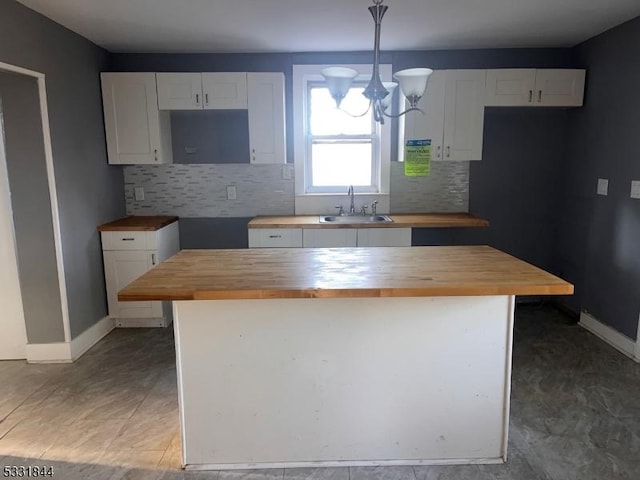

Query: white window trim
[293,64,392,215]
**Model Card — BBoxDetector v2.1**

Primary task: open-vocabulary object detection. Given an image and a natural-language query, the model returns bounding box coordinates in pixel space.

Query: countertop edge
[119,284,574,302]
[248,213,489,229]
[98,216,179,232]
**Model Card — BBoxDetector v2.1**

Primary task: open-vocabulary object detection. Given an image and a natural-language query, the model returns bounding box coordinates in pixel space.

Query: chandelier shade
[321,0,433,124]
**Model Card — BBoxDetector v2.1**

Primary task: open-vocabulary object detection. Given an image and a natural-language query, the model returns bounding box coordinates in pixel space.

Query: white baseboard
[25,342,73,364]
[70,316,115,360]
[115,317,170,328]
[579,311,639,362]
[26,316,115,364]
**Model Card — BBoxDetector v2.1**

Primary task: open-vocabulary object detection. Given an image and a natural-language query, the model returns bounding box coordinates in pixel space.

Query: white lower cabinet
[248,229,302,248]
[303,229,358,248]
[250,227,413,248]
[356,228,412,247]
[101,222,180,327]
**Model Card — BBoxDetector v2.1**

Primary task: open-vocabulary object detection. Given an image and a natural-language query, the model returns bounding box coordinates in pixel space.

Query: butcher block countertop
[248,213,489,229]
[97,216,178,232]
[118,246,573,301]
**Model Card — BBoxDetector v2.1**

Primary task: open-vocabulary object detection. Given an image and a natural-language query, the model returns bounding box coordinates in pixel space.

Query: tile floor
[0,304,638,479]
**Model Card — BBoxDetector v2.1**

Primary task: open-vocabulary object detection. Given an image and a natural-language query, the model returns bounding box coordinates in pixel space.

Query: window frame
[293,64,392,210]
[305,80,380,194]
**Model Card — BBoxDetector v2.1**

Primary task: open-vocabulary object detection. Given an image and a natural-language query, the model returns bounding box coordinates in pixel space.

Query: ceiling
[16,0,640,54]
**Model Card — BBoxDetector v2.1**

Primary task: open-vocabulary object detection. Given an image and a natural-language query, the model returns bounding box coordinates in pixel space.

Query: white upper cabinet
[402,70,485,162]
[534,69,586,107]
[248,72,286,164]
[485,69,585,107]
[157,73,249,110]
[485,69,537,106]
[101,73,172,165]
[402,71,446,161]
[443,70,487,161]
[202,73,248,109]
[156,73,203,110]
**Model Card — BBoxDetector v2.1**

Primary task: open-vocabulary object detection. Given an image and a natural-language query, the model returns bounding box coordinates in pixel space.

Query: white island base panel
[173,295,515,470]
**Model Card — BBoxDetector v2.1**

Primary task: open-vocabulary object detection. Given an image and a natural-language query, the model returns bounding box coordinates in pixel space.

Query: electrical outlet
[597,178,608,196]
[282,165,293,180]
[134,187,145,201]
[226,185,237,200]
[631,180,640,199]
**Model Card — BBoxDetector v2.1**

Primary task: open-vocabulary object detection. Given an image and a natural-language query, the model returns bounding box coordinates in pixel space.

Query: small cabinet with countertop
[98,216,180,327]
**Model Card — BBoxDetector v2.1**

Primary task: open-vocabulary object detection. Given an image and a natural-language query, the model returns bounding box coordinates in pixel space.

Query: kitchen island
[119,246,573,470]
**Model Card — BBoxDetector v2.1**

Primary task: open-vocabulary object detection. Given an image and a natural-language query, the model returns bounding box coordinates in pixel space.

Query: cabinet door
[484,69,536,106]
[302,229,357,248]
[101,73,166,165]
[103,250,162,318]
[156,73,203,110]
[401,71,446,161]
[443,70,486,161]
[534,69,586,107]
[202,73,248,109]
[248,73,286,164]
[357,228,412,247]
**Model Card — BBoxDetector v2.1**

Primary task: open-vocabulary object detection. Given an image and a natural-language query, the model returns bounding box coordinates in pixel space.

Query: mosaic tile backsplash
[124,161,469,217]
[390,161,469,213]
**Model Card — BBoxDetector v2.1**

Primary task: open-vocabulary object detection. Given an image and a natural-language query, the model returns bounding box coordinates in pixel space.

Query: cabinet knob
[446,146,451,158]
[436,145,441,158]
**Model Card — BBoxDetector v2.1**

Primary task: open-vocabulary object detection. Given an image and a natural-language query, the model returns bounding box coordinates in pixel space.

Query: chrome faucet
[347,185,356,215]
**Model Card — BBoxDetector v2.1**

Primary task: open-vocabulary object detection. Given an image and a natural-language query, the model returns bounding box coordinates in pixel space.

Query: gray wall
[414,108,570,276]
[0,0,125,341]
[170,110,250,164]
[0,73,65,343]
[554,16,640,339]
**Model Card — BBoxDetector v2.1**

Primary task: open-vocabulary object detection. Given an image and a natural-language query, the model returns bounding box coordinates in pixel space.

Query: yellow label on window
[404,139,431,177]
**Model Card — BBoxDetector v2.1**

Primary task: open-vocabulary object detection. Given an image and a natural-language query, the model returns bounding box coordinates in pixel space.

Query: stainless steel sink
[319,214,394,224]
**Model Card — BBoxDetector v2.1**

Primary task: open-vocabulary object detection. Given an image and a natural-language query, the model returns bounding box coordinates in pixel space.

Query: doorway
[0,61,70,360]
[0,94,26,359]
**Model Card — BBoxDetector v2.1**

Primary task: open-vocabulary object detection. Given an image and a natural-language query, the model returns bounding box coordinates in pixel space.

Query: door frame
[0,61,71,345]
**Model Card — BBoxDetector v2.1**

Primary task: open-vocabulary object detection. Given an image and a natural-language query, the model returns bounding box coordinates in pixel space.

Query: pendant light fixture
[321,0,433,125]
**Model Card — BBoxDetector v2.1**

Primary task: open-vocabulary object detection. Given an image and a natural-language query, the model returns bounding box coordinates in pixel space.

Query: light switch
[631,180,640,199]
[597,178,608,196]
[226,185,237,200]
[134,187,145,201]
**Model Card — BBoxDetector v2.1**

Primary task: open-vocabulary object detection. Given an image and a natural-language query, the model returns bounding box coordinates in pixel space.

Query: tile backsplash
[390,161,469,213]
[124,164,295,217]
[124,161,469,217]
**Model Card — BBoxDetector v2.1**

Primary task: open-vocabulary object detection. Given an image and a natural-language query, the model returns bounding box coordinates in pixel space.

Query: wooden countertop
[118,246,573,301]
[248,213,489,229]
[97,216,179,232]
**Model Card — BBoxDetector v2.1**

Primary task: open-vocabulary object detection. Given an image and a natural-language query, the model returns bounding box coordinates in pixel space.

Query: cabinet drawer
[101,231,149,250]
[248,229,302,248]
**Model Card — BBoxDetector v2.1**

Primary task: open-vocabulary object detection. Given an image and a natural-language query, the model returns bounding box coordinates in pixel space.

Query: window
[293,65,392,207]
[306,84,378,192]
